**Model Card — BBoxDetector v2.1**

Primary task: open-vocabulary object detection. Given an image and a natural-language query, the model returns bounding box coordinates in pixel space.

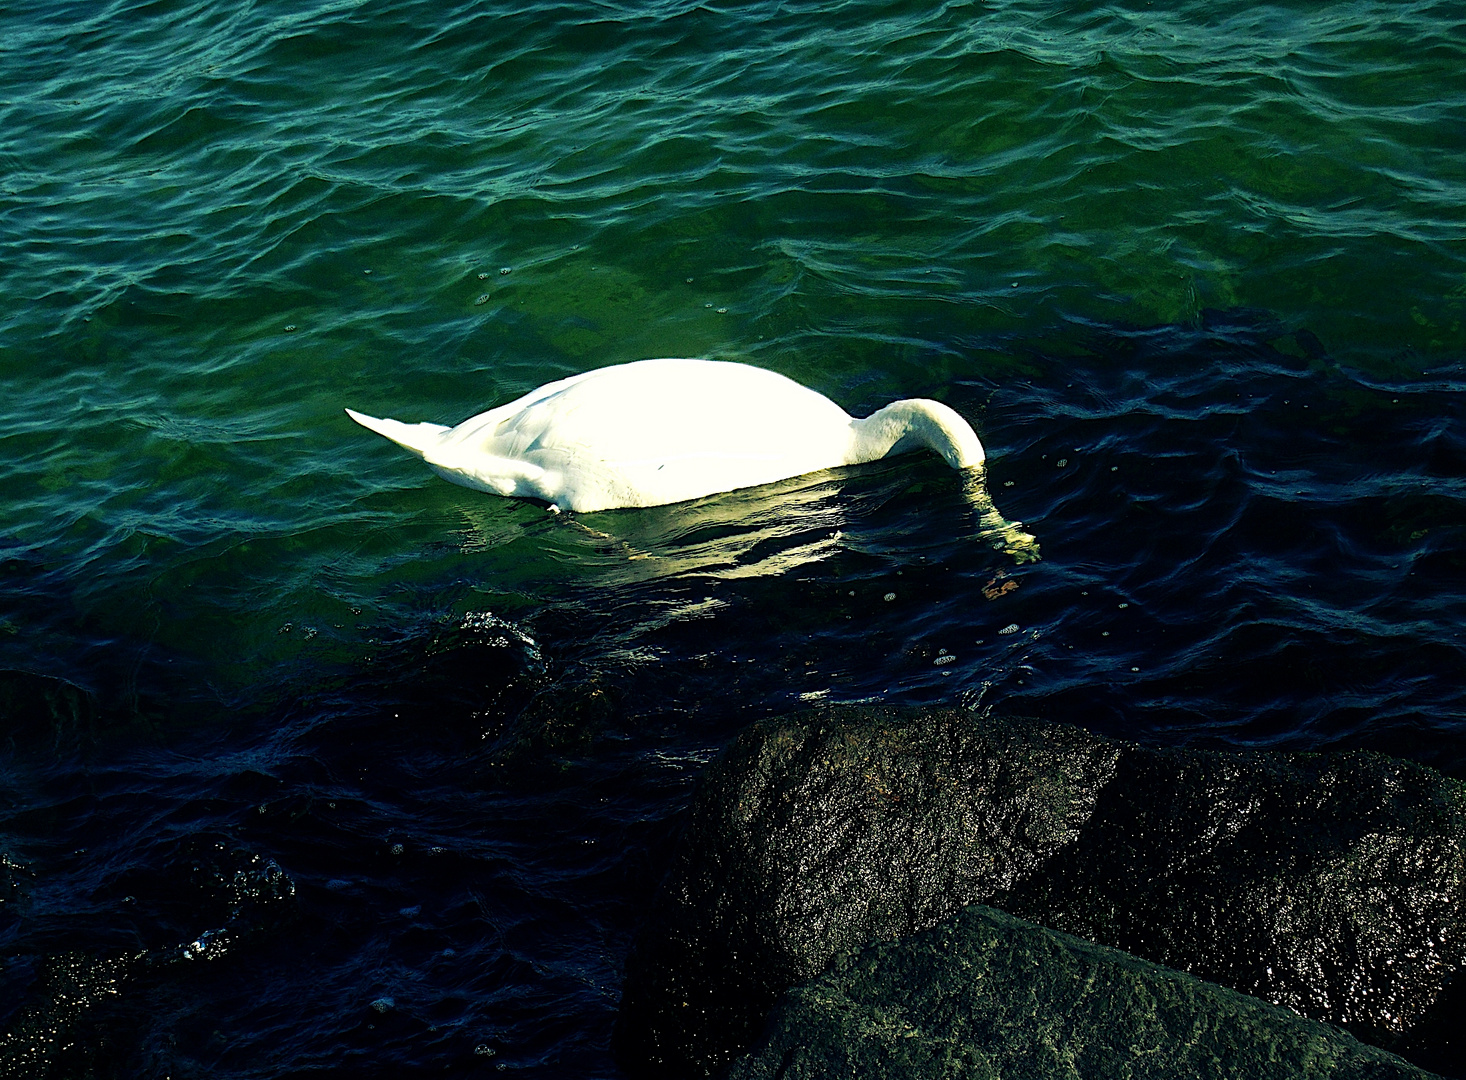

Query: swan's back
[427,359,856,511]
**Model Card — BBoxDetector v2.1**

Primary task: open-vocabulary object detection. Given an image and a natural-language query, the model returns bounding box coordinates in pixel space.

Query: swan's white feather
[346,358,984,514]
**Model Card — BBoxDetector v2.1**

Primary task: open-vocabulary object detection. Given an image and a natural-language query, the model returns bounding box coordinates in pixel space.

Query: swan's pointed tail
[345,408,450,460]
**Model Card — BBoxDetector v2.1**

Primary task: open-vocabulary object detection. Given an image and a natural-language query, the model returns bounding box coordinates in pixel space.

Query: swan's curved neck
[849,398,986,469]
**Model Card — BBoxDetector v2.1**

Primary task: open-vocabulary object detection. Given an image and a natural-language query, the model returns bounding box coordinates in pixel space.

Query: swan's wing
[495,361,849,454]
[501,362,858,508]
[425,360,859,511]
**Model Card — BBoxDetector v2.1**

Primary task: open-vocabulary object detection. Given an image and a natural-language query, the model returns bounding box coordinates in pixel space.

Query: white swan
[347,358,1038,560]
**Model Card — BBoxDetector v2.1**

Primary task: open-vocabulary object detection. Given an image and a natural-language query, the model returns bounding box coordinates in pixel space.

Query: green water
[2,0,1463,696]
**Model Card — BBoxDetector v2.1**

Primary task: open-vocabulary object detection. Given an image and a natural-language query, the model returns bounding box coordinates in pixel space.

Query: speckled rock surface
[997,742,1466,1071]
[614,706,1466,1078]
[727,905,1442,1080]
[615,706,1122,1077]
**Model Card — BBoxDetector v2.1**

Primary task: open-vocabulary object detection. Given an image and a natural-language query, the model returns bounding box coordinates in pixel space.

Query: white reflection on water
[451,457,1039,588]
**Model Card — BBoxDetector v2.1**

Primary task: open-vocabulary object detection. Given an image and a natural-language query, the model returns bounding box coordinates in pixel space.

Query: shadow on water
[3,312,1465,1076]
[982,311,1466,770]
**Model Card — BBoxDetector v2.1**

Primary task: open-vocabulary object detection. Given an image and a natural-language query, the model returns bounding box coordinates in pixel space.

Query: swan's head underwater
[347,357,1039,562]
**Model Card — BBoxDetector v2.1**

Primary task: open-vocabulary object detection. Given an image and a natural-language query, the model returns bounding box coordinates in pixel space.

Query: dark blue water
[4,320,1463,1077]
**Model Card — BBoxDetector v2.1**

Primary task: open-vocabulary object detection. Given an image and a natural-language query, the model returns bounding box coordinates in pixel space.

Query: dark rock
[614,706,1123,1077]
[997,745,1466,1073]
[614,706,1466,1078]
[727,904,1442,1080]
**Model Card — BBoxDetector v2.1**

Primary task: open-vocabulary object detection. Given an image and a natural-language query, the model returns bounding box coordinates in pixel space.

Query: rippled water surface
[2,0,1464,1075]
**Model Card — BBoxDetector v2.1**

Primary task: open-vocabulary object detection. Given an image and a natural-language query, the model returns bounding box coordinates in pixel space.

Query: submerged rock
[727,904,1441,1080]
[0,951,142,1079]
[0,669,99,751]
[0,840,297,1077]
[615,706,1466,1078]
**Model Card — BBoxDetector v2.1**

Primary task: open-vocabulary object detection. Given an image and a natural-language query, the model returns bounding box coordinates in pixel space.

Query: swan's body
[347,358,985,513]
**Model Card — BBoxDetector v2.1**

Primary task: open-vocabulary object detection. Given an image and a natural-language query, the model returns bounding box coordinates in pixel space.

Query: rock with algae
[615,706,1123,1077]
[727,904,1442,1080]
[615,706,1466,1078]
